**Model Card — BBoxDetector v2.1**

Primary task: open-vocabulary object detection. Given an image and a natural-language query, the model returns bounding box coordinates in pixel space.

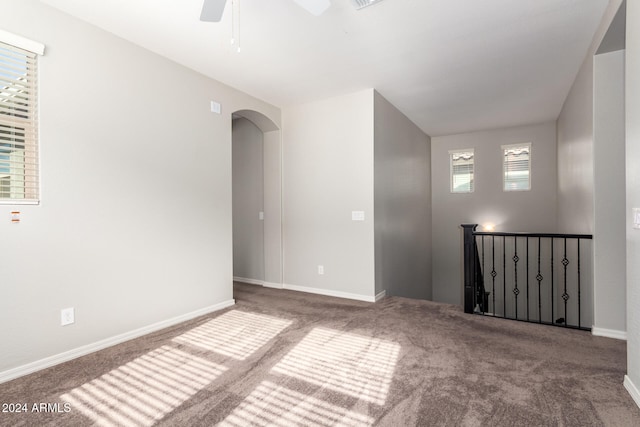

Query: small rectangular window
[450,149,474,193]
[0,38,41,203]
[503,143,531,191]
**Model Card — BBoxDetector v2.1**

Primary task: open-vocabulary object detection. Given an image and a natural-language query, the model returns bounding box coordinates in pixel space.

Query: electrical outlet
[318,265,324,275]
[61,307,74,326]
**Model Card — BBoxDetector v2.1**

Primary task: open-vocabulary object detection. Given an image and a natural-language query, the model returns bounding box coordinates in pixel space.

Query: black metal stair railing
[462,224,593,330]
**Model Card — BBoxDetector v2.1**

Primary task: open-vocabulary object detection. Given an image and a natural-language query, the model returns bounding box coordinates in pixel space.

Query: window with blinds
[450,149,474,193]
[0,40,39,203]
[503,143,531,191]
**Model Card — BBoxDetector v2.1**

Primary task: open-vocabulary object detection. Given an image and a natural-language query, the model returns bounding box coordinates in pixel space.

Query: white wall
[593,49,626,335]
[625,0,640,407]
[282,90,375,299]
[431,122,558,305]
[0,0,280,377]
[374,91,432,299]
[232,118,264,282]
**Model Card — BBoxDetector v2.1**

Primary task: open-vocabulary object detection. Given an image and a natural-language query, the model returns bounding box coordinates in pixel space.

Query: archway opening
[231,110,283,289]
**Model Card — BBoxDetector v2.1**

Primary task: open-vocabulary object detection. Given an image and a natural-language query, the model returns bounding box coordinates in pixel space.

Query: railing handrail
[473,231,592,239]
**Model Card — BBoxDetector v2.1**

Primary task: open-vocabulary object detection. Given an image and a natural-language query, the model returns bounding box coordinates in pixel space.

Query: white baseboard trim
[232,277,379,303]
[233,276,264,286]
[233,277,284,289]
[0,299,235,385]
[624,375,640,409]
[263,281,284,289]
[283,283,377,303]
[592,327,627,340]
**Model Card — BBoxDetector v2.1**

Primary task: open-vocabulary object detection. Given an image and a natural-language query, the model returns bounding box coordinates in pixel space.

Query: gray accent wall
[263,130,283,285]
[556,49,596,235]
[556,0,627,335]
[557,0,624,235]
[0,0,280,374]
[374,91,432,299]
[626,0,640,403]
[431,122,558,305]
[232,118,265,282]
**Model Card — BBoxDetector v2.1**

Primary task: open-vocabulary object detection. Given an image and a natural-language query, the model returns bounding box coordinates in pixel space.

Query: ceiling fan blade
[292,0,331,16]
[200,0,227,22]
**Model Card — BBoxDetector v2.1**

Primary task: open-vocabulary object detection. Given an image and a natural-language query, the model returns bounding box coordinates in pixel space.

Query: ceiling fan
[200,0,384,22]
[200,0,329,22]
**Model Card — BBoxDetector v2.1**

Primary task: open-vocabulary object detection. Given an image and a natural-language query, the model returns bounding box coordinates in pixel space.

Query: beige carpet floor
[1,282,639,426]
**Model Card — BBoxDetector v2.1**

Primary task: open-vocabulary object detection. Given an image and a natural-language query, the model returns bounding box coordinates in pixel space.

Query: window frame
[449,148,475,194]
[0,30,44,205]
[502,142,531,192]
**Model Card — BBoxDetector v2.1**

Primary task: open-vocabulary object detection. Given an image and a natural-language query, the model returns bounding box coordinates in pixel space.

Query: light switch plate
[351,211,365,221]
[210,101,221,114]
[634,208,640,229]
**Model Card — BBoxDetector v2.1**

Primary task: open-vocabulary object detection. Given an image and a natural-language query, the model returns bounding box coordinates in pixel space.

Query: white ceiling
[40,0,609,136]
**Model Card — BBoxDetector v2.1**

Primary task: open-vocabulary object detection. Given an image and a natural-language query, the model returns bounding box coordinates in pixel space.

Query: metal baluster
[562,238,569,327]
[551,238,554,325]
[537,237,542,324]
[526,236,530,321]
[513,236,519,319]
[577,239,582,329]
[503,235,506,318]
[492,235,496,315]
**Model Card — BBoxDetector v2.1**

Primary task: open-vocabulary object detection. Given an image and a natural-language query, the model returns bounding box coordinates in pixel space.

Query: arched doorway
[232,109,283,288]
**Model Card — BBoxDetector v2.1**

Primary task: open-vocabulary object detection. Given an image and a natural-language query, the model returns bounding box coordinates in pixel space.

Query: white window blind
[0,40,39,203]
[450,149,474,193]
[503,143,531,191]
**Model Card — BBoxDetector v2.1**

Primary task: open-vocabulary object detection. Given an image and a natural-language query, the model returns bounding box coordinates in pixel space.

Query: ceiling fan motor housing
[350,0,385,10]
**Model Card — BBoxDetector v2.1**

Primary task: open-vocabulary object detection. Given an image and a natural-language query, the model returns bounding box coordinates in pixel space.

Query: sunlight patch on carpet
[219,381,374,427]
[271,327,400,405]
[173,310,292,360]
[60,345,226,427]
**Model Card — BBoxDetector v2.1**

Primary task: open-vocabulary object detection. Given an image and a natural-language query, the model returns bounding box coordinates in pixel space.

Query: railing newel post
[462,224,478,314]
